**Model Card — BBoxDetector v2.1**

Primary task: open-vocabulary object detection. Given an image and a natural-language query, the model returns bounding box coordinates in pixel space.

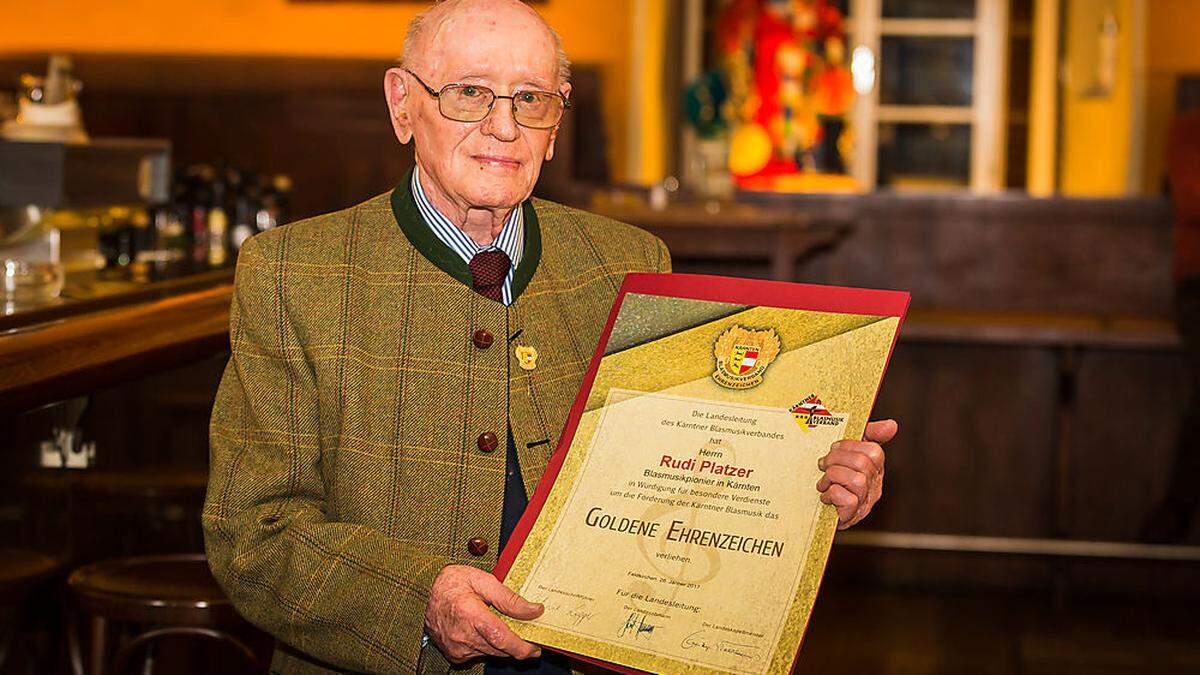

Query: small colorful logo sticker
[790,395,847,431]
[712,325,781,389]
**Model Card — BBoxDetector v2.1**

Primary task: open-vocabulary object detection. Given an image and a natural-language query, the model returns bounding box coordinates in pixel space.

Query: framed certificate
[495,273,908,674]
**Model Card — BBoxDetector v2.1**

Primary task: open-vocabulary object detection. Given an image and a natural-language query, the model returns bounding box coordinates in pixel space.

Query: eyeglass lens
[439,84,564,128]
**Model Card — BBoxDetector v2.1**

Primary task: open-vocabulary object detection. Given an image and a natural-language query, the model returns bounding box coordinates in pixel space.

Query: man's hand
[816,419,897,530]
[425,565,544,664]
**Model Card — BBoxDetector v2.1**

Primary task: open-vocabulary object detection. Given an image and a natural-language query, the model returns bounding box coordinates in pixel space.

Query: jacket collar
[389,167,541,302]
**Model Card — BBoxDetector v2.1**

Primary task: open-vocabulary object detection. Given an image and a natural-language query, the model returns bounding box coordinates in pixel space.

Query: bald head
[401,0,571,85]
[383,0,573,225]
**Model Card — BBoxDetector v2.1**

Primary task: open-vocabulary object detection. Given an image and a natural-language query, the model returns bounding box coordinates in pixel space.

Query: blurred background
[1,0,1198,673]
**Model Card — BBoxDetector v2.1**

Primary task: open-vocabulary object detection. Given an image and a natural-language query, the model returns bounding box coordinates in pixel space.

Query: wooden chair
[66,554,264,675]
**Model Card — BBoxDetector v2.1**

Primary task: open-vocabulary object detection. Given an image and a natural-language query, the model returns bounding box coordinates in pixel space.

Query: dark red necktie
[469,250,511,302]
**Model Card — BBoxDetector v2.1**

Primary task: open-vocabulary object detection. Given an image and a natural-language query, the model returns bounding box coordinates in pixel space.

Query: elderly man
[203,1,896,673]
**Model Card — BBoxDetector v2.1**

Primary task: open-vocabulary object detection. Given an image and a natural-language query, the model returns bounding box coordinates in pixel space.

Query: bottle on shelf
[152,178,188,257]
[230,170,258,253]
[184,165,212,266]
[206,175,229,268]
[166,163,293,266]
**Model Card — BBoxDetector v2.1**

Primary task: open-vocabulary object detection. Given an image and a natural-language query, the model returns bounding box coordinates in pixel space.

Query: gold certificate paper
[495,273,909,674]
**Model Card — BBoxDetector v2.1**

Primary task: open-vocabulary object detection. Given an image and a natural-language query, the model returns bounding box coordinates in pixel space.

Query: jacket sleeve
[202,234,451,674]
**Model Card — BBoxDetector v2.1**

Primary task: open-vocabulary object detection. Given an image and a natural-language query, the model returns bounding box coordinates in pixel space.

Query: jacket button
[468,538,489,556]
[472,329,494,349]
[477,432,499,453]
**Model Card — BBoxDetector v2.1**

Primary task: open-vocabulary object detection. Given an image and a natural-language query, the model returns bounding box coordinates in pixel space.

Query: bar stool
[67,554,264,675]
[0,549,60,672]
[24,467,211,564]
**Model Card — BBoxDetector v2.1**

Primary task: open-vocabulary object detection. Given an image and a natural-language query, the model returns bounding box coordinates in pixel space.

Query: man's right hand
[424,564,545,664]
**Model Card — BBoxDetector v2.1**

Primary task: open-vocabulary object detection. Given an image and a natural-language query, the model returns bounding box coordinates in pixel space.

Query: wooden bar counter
[0,266,233,411]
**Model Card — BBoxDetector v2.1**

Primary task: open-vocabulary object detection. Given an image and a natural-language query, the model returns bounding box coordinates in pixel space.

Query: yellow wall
[1144,0,1200,193]
[1058,0,1137,196]
[1058,0,1200,196]
[628,0,669,185]
[0,0,634,181]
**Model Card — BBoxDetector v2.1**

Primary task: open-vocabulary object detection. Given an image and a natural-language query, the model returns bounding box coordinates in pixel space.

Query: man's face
[386,2,570,211]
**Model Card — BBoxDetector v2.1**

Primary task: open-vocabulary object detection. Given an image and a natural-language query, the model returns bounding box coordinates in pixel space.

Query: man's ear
[544,81,573,162]
[384,67,414,145]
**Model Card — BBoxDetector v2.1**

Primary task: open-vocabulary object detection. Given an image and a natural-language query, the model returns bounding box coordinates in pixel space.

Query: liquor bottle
[154,179,188,256]
[230,171,258,252]
[131,208,153,262]
[271,174,293,225]
[185,165,212,266]
[254,176,278,233]
[206,177,229,267]
[252,173,293,234]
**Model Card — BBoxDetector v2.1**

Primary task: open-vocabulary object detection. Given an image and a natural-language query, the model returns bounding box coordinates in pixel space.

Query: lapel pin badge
[515,345,539,371]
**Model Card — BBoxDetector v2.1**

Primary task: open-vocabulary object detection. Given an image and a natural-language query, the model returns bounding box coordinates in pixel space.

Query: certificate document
[495,273,908,674]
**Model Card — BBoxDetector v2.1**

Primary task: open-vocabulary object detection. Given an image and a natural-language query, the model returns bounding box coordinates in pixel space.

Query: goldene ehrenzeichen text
[582,506,785,558]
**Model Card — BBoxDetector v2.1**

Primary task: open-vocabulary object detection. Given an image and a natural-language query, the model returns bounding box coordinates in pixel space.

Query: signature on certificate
[564,605,595,627]
[680,631,759,660]
[529,595,595,628]
[617,612,656,640]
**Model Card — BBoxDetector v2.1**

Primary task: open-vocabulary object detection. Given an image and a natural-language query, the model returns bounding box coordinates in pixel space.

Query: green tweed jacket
[202,180,670,675]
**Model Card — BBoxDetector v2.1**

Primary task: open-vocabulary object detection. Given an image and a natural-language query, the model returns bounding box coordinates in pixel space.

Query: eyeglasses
[404,68,570,130]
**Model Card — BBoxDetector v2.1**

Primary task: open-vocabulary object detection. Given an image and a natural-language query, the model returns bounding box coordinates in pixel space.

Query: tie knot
[469,249,511,302]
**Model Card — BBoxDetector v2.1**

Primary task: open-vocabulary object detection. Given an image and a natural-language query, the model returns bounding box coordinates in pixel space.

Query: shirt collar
[410,165,524,269]
[389,169,543,302]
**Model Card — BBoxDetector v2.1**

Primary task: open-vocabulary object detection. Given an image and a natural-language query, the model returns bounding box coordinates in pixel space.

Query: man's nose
[480,99,520,142]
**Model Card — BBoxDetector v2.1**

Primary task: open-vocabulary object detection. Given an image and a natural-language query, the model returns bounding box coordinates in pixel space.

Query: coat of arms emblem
[712,325,781,389]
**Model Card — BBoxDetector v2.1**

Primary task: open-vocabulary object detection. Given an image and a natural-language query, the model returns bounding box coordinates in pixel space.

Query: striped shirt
[410,166,524,305]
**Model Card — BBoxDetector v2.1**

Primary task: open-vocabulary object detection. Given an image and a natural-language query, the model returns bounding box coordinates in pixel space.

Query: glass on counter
[1,205,64,308]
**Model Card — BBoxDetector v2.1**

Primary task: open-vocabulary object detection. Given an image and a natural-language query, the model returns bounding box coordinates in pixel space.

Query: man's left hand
[816,419,896,529]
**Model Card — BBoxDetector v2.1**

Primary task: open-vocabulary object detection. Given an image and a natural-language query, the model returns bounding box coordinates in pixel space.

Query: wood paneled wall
[0,53,607,219]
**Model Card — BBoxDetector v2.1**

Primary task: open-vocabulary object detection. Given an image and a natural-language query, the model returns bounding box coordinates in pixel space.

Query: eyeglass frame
[402,68,571,130]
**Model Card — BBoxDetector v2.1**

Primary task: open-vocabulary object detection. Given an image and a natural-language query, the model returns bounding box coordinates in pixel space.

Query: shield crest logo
[712,325,781,389]
[729,345,760,375]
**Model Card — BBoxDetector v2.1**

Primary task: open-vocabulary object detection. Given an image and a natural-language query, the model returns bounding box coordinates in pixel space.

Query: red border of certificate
[494,272,910,674]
